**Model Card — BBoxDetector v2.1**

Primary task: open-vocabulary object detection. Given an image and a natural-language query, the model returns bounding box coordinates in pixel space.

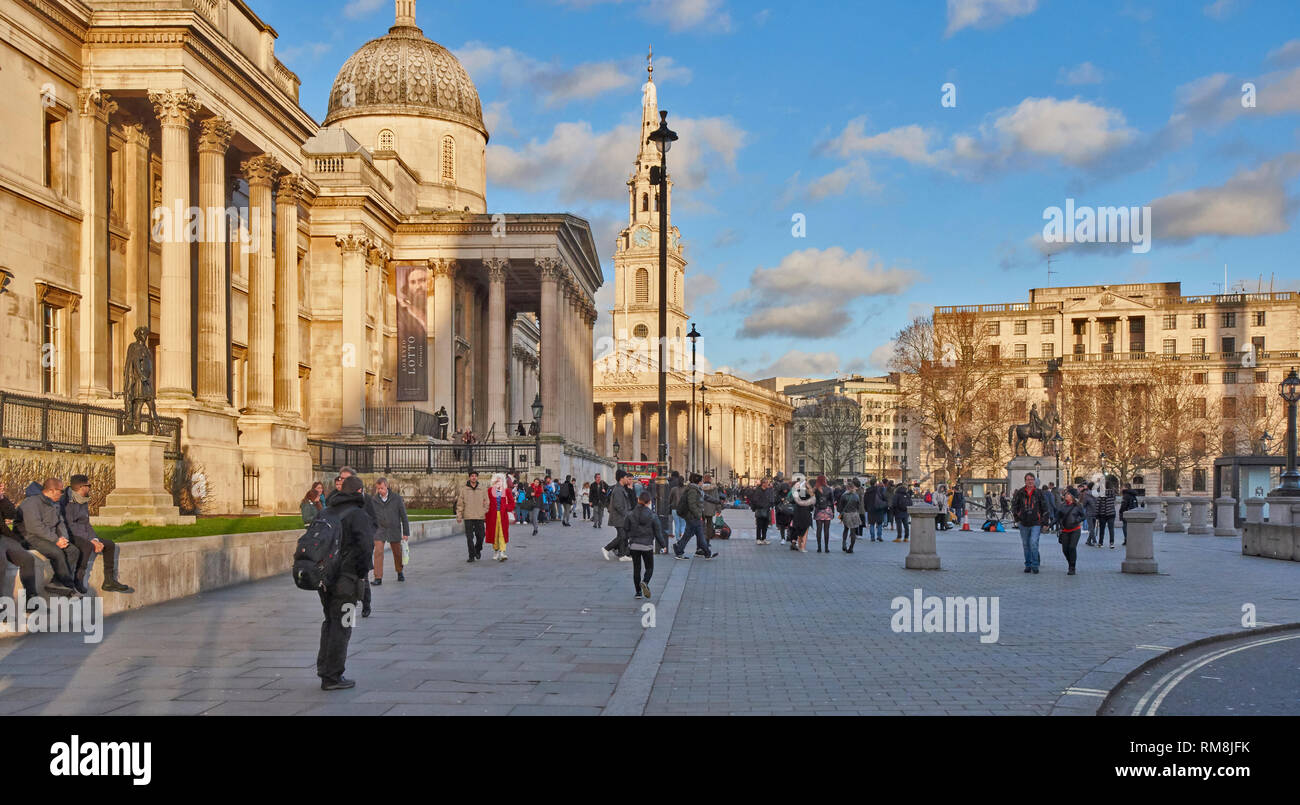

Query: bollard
[1186,498,1211,535]
[1213,496,1238,537]
[1121,510,1159,574]
[1162,496,1186,532]
[1265,495,1294,526]
[1244,498,1267,525]
[1152,498,1166,532]
[905,503,941,570]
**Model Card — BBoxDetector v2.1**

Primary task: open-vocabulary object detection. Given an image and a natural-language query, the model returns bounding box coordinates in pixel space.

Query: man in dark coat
[0,488,42,605]
[60,474,134,594]
[317,475,375,691]
[589,474,610,529]
[16,478,80,594]
[603,470,636,559]
[1012,473,1051,574]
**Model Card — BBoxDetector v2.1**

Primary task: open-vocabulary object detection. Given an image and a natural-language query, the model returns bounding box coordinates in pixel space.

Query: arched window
[653,192,659,211]
[635,268,649,303]
[633,323,649,339]
[641,193,649,212]
[441,135,455,182]
[378,129,395,151]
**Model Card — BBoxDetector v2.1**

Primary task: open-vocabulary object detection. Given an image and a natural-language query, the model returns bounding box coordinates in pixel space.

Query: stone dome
[323,18,487,140]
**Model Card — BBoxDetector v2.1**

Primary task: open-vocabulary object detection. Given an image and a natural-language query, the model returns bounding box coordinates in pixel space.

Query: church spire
[638,45,659,166]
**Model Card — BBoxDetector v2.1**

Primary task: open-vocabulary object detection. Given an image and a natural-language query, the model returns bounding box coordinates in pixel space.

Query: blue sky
[264,0,1300,380]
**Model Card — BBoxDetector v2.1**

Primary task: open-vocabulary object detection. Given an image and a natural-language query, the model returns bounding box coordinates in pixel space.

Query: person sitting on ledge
[16,478,81,596]
[60,474,135,595]
[1,487,44,608]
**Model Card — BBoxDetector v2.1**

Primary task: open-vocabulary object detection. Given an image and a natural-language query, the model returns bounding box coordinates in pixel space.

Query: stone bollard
[1266,495,1294,526]
[1186,498,1211,534]
[1151,498,1166,532]
[904,503,941,570]
[1121,510,1159,574]
[1214,497,1238,537]
[1162,496,1186,532]
[1244,498,1267,524]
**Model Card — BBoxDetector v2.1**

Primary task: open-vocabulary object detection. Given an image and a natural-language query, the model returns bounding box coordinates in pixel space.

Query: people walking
[773,473,792,544]
[838,482,862,553]
[1081,482,1098,545]
[581,482,591,521]
[625,490,665,599]
[368,478,410,584]
[699,475,723,553]
[316,475,374,691]
[559,475,576,526]
[589,473,610,529]
[1012,473,1050,574]
[457,470,490,562]
[486,473,516,561]
[1096,483,1117,548]
[603,470,636,561]
[1120,484,1138,546]
[750,476,775,545]
[812,475,834,553]
[672,473,709,559]
[1056,487,1085,575]
[789,474,815,552]
[891,483,912,542]
[867,480,888,542]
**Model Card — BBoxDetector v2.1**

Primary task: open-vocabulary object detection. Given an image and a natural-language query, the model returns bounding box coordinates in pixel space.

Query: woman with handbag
[749,477,775,545]
[813,475,834,553]
[789,474,815,553]
[838,483,862,553]
[1056,487,1085,575]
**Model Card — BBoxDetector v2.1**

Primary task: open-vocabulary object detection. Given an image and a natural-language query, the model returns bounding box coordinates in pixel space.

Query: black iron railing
[242,466,260,509]
[363,406,439,438]
[0,391,182,460]
[308,439,521,474]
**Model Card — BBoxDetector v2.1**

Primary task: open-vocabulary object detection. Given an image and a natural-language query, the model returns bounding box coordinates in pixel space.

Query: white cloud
[945,0,1038,36]
[751,350,845,380]
[456,44,639,108]
[804,160,878,201]
[1268,39,1300,67]
[989,97,1136,166]
[736,248,918,339]
[1150,154,1300,242]
[826,119,943,165]
[553,0,733,33]
[1203,0,1241,20]
[278,41,331,67]
[1057,62,1104,86]
[343,0,386,19]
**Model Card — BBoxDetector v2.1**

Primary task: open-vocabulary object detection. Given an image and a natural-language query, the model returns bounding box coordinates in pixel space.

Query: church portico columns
[274,174,305,419]
[431,258,458,432]
[630,402,643,462]
[196,117,234,406]
[485,258,508,431]
[537,257,561,435]
[241,155,280,415]
[336,235,371,438]
[150,89,201,400]
[604,403,616,458]
[77,90,117,402]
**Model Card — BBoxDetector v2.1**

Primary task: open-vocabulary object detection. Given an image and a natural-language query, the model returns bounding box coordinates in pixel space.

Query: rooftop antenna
[1046,250,1061,287]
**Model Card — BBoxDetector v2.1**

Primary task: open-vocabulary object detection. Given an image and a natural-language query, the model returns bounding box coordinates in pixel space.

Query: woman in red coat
[488,473,517,561]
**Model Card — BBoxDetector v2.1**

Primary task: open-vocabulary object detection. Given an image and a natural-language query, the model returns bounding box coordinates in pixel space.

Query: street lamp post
[1100,450,1108,489]
[648,111,678,528]
[531,393,543,467]
[1064,456,1072,486]
[703,403,712,475]
[900,457,908,485]
[1052,431,1063,488]
[688,323,700,473]
[1273,367,1300,496]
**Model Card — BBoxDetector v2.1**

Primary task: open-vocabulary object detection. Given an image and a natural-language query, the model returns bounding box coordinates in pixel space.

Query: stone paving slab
[1,516,1298,715]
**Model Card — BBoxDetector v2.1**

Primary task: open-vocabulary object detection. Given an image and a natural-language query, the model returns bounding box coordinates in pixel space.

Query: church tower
[610,47,688,369]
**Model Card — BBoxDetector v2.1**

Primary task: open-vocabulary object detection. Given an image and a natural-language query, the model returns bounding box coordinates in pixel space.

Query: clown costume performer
[488,473,516,561]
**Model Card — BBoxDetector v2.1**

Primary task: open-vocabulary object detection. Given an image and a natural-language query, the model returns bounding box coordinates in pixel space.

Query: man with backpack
[307,475,375,691]
[559,475,576,527]
[672,473,709,559]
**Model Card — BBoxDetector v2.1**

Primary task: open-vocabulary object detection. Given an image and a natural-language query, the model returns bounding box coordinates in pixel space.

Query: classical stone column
[1121,510,1158,573]
[586,303,597,447]
[719,403,734,482]
[559,279,573,441]
[77,90,116,401]
[604,403,616,458]
[196,117,233,405]
[630,402,643,461]
[336,235,370,436]
[430,258,458,428]
[1214,496,1238,537]
[241,154,279,415]
[149,89,200,400]
[274,173,304,417]
[1087,316,1098,355]
[537,257,561,434]
[120,124,151,347]
[905,503,941,569]
[485,258,508,432]
[1118,315,1129,355]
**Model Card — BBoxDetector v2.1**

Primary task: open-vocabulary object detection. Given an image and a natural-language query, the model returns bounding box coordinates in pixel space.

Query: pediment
[1061,288,1156,313]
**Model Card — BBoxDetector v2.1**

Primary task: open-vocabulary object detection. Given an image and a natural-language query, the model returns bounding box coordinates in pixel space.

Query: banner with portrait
[396,264,428,401]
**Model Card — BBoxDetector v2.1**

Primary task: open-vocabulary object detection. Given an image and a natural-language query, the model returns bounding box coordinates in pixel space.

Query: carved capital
[117,123,150,149]
[536,256,562,281]
[241,154,281,186]
[484,257,509,282]
[367,244,391,266]
[78,89,117,121]
[429,258,459,279]
[149,89,199,128]
[197,117,234,154]
[336,234,372,255]
[276,173,304,205]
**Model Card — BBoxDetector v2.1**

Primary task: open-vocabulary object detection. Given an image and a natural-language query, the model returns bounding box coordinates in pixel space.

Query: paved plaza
[2,517,1299,716]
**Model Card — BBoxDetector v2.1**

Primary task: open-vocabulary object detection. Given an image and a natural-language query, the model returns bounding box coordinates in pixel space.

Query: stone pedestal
[1161,496,1186,532]
[1214,497,1238,537]
[1244,497,1268,525]
[1266,494,1295,526]
[1007,456,1055,493]
[1121,510,1158,574]
[94,435,196,526]
[904,503,940,570]
[1186,497,1211,534]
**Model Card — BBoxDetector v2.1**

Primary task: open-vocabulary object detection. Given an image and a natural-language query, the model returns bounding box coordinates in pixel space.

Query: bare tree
[1146,362,1213,492]
[797,394,867,479]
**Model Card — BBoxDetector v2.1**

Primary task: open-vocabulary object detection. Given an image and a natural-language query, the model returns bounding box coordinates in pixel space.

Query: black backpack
[292,509,344,591]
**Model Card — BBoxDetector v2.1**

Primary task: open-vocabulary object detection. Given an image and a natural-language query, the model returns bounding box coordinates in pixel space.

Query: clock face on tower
[633,226,652,247]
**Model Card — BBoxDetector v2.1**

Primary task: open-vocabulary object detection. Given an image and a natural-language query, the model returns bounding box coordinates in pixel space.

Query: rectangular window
[1193,372,1208,385]
[988,344,1000,362]
[1162,314,1177,330]
[1252,311,1266,326]
[1014,376,1027,389]
[43,111,65,193]
[40,303,61,393]
[1252,335,1264,354]
[1014,344,1027,359]
[1192,468,1206,493]
[1041,343,1054,358]
[1162,468,1177,492]
[1222,397,1237,417]
[1193,313,1206,329]
[986,321,1000,336]
[1192,337,1206,354]
[1221,337,1235,354]
[1223,371,1238,385]
[1192,398,1206,418]
[1041,320,1054,334]
[1221,312,1237,328]
[1013,401,1027,419]
[1256,370,1268,384]
[1014,320,1027,335]
[1163,338,1176,355]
